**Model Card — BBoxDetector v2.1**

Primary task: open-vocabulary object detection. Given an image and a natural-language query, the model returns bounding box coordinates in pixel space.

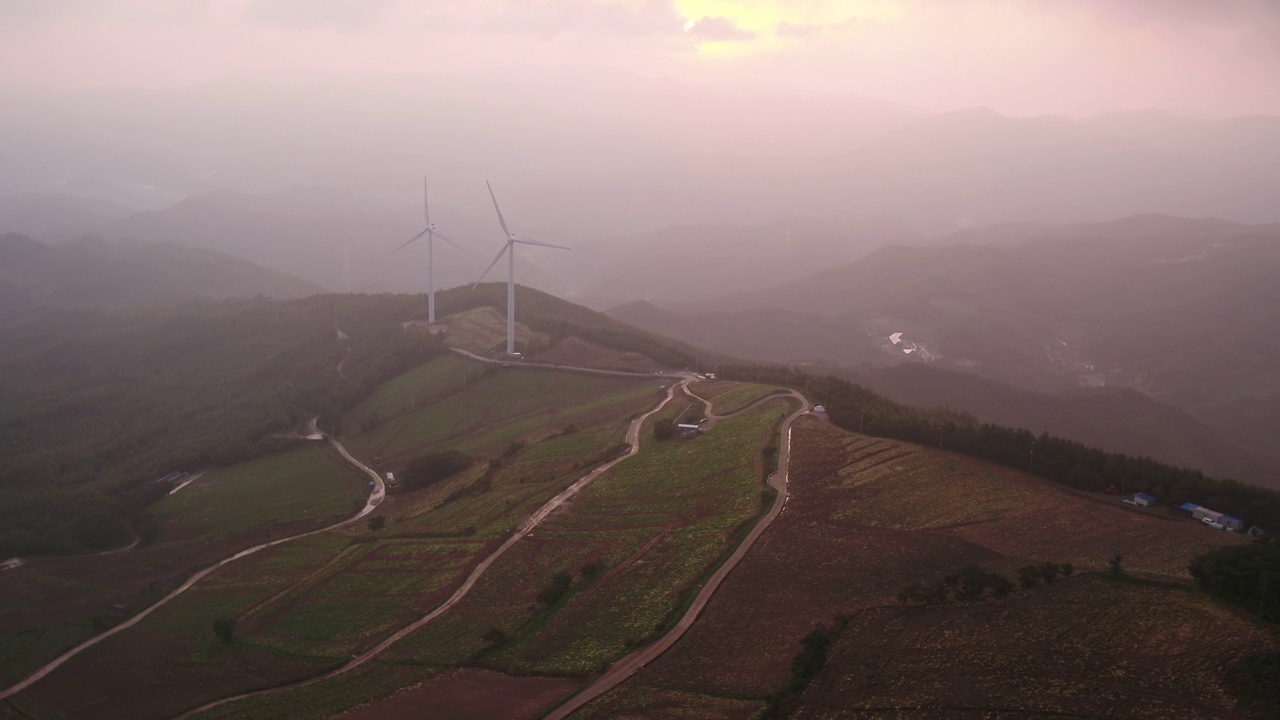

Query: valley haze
[3,2,1280,720]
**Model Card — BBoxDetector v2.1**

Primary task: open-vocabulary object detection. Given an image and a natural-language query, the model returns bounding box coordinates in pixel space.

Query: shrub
[536,571,574,606]
[399,450,472,493]
[212,617,235,644]
[900,566,1012,605]
[480,627,509,646]
[654,418,677,441]
[1109,555,1125,575]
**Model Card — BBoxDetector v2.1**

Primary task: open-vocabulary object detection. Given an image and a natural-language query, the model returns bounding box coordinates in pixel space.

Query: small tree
[1109,554,1124,575]
[367,515,385,532]
[654,418,677,441]
[1017,565,1042,590]
[536,571,574,606]
[212,617,236,645]
[481,627,509,646]
[1038,561,1060,585]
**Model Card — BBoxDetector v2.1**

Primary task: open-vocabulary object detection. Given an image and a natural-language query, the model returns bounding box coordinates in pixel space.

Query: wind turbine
[392,177,466,324]
[473,180,570,357]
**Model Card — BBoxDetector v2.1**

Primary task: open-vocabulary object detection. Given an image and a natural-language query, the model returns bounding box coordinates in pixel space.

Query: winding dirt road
[0,435,384,703]
[3,347,804,720]
[543,388,809,720]
[171,374,685,719]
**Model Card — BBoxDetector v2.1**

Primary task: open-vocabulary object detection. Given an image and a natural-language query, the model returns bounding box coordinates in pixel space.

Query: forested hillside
[0,295,443,556]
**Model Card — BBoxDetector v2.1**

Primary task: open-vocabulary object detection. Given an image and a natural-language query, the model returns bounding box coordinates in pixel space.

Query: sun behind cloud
[673,0,905,57]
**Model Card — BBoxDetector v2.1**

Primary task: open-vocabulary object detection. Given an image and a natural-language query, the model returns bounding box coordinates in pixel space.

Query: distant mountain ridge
[611,214,1280,486]
[0,193,135,242]
[3,75,1280,237]
[0,232,325,318]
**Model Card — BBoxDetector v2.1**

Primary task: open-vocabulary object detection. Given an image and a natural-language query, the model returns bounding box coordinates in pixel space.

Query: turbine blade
[485,179,512,238]
[515,237,571,251]
[423,176,430,225]
[435,230,469,254]
[391,227,429,254]
[472,243,509,288]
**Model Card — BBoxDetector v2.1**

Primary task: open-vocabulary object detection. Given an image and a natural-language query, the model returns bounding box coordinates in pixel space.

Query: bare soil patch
[799,575,1272,719]
[332,668,577,720]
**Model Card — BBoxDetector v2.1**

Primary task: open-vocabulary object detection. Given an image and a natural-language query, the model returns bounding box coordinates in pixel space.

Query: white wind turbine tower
[473,180,570,357]
[392,177,466,323]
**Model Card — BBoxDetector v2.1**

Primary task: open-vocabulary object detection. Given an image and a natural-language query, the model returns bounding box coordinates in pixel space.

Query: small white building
[676,423,703,438]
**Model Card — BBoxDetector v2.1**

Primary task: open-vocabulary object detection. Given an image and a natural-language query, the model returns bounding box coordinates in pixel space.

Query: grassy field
[576,417,1269,719]
[201,393,791,720]
[693,380,786,416]
[343,354,485,431]
[0,442,367,691]
[344,368,655,464]
[153,443,367,546]
[3,365,661,720]
[379,397,791,675]
[440,306,549,356]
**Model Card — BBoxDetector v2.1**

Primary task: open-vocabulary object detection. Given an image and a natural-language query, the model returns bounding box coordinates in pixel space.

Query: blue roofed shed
[1133,492,1156,507]
[1178,502,1200,513]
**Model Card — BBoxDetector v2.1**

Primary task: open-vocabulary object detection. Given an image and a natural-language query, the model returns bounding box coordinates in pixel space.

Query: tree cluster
[398,450,473,494]
[761,618,847,720]
[1017,562,1073,589]
[654,417,677,440]
[1190,542,1280,622]
[898,565,1014,605]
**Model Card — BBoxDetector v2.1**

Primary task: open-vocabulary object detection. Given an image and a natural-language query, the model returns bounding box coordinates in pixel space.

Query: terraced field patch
[3,365,658,720]
[798,575,1271,719]
[315,397,795,715]
[692,380,785,416]
[576,417,1268,719]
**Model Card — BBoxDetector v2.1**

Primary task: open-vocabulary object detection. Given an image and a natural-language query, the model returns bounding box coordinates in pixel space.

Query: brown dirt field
[574,685,763,720]
[798,575,1273,719]
[537,336,667,373]
[582,417,1272,716]
[332,668,579,720]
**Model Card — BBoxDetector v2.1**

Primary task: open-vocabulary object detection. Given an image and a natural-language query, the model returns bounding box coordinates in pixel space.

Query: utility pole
[1029,441,1036,474]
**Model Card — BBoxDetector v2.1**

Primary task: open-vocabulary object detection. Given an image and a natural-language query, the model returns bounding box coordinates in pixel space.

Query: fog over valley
[5,3,1280,719]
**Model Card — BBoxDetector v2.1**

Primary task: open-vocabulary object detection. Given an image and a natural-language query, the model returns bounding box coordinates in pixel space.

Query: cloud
[774,22,823,39]
[477,1,684,39]
[244,0,392,30]
[684,15,754,42]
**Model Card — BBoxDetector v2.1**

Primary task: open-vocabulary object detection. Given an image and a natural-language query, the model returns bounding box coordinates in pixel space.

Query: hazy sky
[3,0,1279,116]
